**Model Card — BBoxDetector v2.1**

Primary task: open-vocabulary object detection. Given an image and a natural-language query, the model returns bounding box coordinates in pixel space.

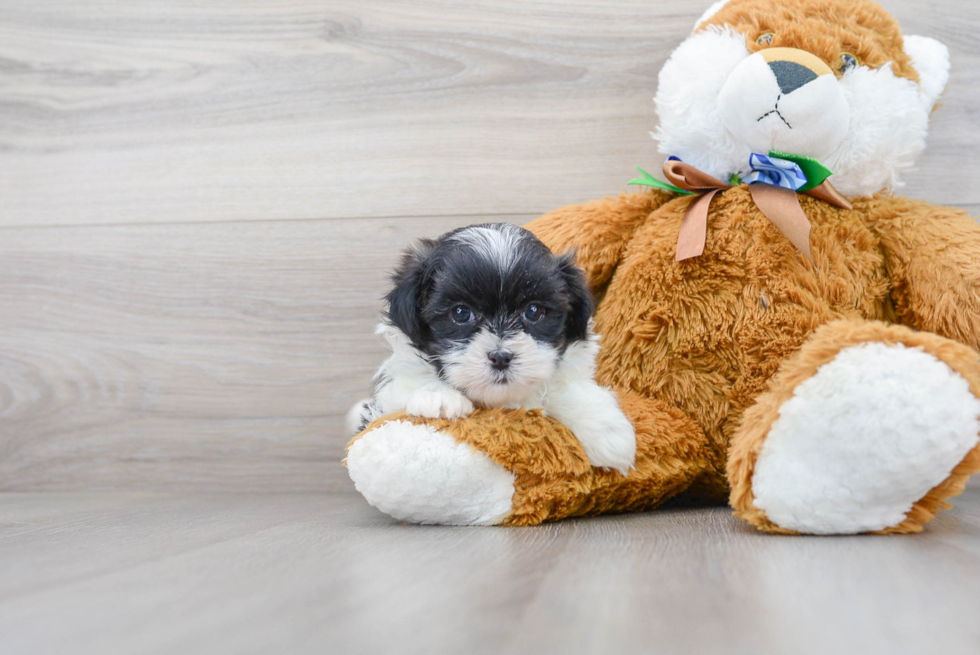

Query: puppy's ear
[557,250,594,342]
[385,238,438,346]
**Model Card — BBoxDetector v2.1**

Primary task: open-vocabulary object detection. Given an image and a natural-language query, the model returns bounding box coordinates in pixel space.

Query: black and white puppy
[346,223,636,474]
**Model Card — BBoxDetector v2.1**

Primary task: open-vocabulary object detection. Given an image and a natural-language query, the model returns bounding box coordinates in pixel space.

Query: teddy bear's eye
[756,32,774,46]
[839,52,860,73]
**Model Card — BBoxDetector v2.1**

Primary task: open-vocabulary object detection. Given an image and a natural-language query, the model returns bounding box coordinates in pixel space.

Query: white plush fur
[346,420,515,525]
[653,14,948,197]
[903,35,950,111]
[653,27,752,182]
[823,63,930,196]
[752,343,980,534]
[717,52,849,163]
[351,325,636,475]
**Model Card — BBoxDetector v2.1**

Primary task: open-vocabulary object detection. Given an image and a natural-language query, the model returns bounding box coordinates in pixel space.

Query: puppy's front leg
[406,381,475,420]
[544,379,636,476]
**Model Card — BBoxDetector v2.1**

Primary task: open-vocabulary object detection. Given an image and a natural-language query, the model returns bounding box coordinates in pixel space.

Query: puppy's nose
[488,349,513,371]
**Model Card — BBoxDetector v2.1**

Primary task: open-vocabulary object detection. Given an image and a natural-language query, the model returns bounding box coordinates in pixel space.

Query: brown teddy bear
[346,0,980,534]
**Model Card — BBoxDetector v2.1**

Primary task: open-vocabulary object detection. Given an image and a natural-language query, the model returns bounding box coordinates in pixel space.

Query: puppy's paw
[572,408,637,476]
[546,382,637,476]
[405,383,475,420]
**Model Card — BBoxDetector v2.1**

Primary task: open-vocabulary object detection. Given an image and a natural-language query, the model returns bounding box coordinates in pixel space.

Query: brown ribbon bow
[664,160,852,262]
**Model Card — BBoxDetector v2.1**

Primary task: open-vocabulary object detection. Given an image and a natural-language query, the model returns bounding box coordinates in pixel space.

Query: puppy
[346,223,636,475]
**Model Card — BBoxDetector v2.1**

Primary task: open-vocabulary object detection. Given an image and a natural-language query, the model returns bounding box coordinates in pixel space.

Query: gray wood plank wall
[2,0,978,491]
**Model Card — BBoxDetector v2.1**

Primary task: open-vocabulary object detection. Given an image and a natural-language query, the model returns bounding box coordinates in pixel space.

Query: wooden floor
[2,488,979,655]
[3,1,980,653]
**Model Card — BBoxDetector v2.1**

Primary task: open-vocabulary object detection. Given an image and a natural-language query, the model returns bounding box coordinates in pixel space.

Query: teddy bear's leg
[345,417,517,525]
[346,391,713,526]
[728,319,980,535]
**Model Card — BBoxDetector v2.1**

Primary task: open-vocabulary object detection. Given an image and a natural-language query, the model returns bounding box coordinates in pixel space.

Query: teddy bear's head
[653,0,949,196]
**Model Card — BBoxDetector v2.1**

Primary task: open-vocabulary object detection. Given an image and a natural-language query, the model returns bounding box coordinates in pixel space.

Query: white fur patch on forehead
[449,224,525,272]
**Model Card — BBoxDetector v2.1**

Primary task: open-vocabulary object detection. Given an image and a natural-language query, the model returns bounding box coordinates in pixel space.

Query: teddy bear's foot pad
[752,342,980,534]
[346,420,515,525]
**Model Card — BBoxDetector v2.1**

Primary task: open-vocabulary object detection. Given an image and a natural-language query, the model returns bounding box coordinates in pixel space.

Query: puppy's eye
[523,304,545,322]
[839,52,860,73]
[756,32,774,46]
[450,305,473,324]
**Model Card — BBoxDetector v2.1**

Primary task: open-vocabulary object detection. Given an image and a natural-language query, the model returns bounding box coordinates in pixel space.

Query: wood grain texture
[0,0,977,227]
[0,214,532,491]
[1,489,980,655]
[1,0,979,491]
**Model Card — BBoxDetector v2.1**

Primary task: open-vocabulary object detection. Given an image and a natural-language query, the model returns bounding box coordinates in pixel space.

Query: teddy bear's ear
[903,35,950,112]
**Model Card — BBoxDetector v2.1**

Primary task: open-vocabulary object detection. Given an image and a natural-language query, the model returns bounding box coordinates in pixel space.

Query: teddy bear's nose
[760,47,834,95]
[768,60,817,95]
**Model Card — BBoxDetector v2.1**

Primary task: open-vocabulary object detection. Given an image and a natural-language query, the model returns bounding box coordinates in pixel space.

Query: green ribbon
[628,167,694,195]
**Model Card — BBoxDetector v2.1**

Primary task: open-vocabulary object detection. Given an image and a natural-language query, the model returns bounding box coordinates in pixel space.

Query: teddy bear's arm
[873,199,980,351]
[525,189,674,296]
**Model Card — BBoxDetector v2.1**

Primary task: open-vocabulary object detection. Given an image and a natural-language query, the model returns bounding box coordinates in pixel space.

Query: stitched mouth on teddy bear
[757,94,792,129]
[717,47,850,162]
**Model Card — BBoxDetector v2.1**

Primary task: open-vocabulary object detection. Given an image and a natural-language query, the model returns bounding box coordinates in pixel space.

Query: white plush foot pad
[752,342,980,534]
[346,420,515,526]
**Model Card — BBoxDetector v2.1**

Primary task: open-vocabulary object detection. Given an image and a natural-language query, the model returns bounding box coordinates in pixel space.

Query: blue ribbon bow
[742,153,808,191]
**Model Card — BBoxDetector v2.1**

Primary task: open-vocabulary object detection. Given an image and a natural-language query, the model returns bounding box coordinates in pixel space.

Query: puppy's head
[386,223,593,406]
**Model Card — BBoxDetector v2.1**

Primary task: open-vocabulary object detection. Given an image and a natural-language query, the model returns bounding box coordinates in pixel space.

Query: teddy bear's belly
[593,191,892,454]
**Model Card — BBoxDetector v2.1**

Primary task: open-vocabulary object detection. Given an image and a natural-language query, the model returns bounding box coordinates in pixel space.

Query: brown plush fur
[524,187,980,531]
[348,187,980,530]
[700,0,919,82]
[348,0,980,532]
[358,389,712,526]
[727,319,980,534]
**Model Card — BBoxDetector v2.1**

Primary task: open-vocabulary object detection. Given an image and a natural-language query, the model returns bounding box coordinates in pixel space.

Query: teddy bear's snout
[716,45,849,163]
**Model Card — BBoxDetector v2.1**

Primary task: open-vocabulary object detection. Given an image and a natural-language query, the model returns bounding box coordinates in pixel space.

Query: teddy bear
[345,0,980,535]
